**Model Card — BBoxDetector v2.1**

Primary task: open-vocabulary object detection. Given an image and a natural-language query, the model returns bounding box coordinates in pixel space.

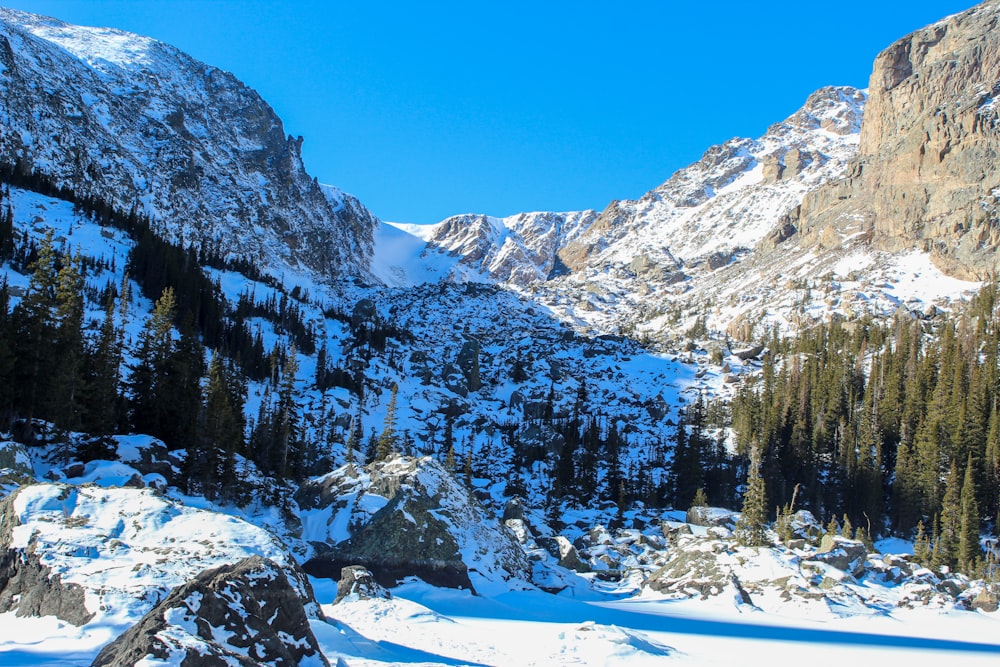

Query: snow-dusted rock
[686,505,739,529]
[92,556,329,667]
[298,456,531,594]
[805,535,869,576]
[333,565,390,604]
[0,439,33,491]
[0,483,294,625]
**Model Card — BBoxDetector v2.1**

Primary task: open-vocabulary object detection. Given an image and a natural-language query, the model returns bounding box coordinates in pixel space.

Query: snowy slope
[0,8,377,279]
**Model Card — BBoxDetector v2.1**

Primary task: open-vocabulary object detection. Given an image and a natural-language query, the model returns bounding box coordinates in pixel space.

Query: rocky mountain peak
[0,8,376,280]
[798,0,1000,279]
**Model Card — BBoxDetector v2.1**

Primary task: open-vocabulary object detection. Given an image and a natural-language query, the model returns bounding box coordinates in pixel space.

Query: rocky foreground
[1,436,997,665]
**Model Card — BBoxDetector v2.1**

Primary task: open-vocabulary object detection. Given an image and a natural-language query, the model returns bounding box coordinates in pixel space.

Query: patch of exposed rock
[92,556,329,667]
[333,565,391,604]
[797,1,1000,279]
[0,439,33,490]
[298,456,531,593]
[0,491,92,625]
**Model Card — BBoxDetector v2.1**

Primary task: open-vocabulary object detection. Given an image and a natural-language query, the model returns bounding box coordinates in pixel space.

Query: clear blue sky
[2,1,977,223]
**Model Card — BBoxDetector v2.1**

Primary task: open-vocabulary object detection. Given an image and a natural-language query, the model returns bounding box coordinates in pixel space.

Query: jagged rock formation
[0,8,376,278]
[797,1,1000,279]
[421,210,598,285]
[298,456,531,592]
[92,556,330,667]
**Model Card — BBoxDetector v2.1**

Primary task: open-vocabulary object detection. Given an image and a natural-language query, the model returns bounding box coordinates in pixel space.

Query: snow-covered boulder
[333,565,391,604]
[298,456,531,594]
[0,483,294,625]
[0,439,33,492]
[804,535,868,576]
[686,505,739,529]
[92,556,329,667]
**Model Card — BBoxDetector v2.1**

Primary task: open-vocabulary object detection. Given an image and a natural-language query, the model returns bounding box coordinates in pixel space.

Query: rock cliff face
[798,1,1000,279]
[0,8,376,279]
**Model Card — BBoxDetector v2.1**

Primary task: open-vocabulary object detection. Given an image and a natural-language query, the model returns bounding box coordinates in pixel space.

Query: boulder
[334,565,390,604]
[537,536,590,573]
[645,542,734,599]
[0,483,293,628]
[971,586,1000,613]
[805,535,868,576]
[299,456,531,593]
[92,556,329,667]
[0,439,33,490]
[686,506,739,529]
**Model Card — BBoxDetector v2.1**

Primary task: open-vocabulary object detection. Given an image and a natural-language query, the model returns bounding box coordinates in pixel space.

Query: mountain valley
[0,2,999,666]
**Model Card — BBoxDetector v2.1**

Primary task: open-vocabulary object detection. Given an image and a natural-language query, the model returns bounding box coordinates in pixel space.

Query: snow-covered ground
[313,578,1000,667]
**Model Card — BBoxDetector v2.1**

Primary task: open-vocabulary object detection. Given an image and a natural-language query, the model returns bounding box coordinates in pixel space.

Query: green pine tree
[958,455,981,573]
[736,444,770,547]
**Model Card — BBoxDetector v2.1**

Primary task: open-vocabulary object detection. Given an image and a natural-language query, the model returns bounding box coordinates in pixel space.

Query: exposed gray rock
[971,586,1000,612]
[0,439,33,490]
[804,535,868,576]
[0,489,93,625]
[686,506,739,529]
[645,542,732,599]
[92,556,328,667]
[334,565,390,604]
[537,536,590,573]
[300,456,531,593]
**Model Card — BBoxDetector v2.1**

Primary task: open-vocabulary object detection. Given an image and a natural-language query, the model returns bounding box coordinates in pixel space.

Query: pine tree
[49,252,85,432]
[736,444,770,547]
[958,455,982,573]
[375,384,398,461]
[129,287,178,440]
[273,345,303,480]
[935,461,962,571]
[12,231,59,428]
[345,404,362,465]
[913,520,931,566]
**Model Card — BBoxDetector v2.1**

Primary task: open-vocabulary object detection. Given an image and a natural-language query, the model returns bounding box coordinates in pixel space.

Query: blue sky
[3,1,977,223]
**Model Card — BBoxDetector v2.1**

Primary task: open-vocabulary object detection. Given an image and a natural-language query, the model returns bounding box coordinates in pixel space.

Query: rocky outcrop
[424,210,598,286]
[0,492,92,625]
[333,565,391,604]
[0,8,375,279]
[0,439,33,489]
[0,483,293,628]
[92,556,329,667]
[299,456,531,593]
[797,1,1000,279]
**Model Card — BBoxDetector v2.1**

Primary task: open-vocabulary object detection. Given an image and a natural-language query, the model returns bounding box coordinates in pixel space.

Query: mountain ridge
[0,7,377,281]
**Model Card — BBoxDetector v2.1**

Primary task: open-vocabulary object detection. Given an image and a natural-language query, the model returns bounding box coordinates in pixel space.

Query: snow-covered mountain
[0,7,377,279]
[1,3,999,665]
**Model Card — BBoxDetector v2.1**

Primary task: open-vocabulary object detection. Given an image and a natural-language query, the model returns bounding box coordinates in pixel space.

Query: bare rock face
[798,1,1000,279]
[91,556,329,667]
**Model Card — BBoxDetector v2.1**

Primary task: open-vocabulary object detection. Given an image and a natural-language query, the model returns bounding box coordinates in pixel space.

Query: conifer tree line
[730,285,1000,574]
[0,179,381,498]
